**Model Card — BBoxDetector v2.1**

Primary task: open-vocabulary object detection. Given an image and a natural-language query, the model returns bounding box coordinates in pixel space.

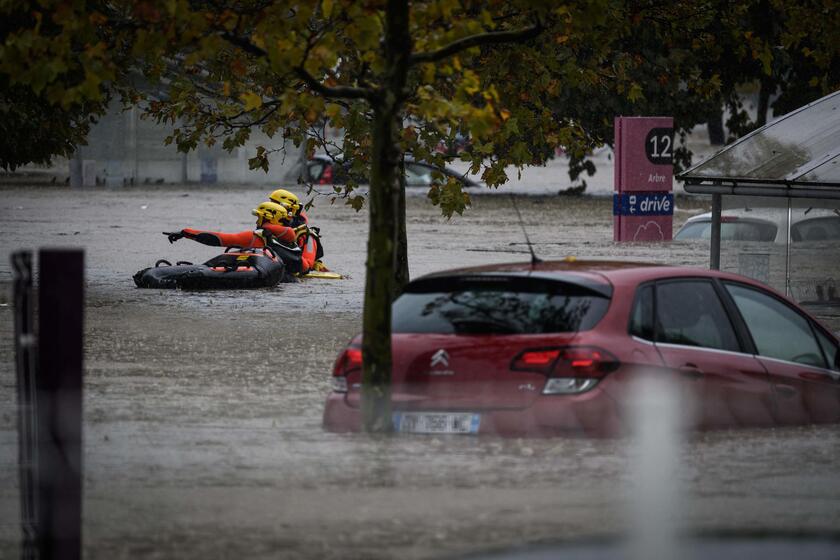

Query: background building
[65,102,304,187]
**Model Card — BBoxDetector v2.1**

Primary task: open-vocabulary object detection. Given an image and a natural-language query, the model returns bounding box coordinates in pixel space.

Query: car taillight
[331,346,361,392]
[319,164,334,184]
[511,349,562,373]
[511,346,619,395]
[554,347,619,377]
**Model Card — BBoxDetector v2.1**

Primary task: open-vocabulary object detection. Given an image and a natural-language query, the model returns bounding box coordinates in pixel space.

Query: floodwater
[1,185,839,559]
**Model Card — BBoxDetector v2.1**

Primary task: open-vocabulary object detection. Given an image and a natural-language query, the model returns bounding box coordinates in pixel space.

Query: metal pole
[12,251,38,560]
[131,106,139,185]
[786,198,792,297]
[710,194,722,270]
[37,250,85,560]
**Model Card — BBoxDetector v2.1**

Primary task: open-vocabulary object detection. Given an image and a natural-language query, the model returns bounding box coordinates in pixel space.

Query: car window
[405,163,433,186]
[306,161,325,181]
[674,220,711,240]
[814,328,839,371]
[629,284,654,340]
[724,283,827,368]
[675,219,777,242]
[655,280,740,352]
[791,216,840,242]
[392,279,610,334]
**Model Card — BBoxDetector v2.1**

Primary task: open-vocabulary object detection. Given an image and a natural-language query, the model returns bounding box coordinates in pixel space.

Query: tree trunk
[361,106,398,432]
[361,0,411,432]
[69,150,83,188]
[707,107,725,146]
[756,80,771,128]
[394,155,410,296]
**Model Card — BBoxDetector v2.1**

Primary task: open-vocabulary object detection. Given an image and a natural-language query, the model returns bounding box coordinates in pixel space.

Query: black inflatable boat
[133,249,289,289]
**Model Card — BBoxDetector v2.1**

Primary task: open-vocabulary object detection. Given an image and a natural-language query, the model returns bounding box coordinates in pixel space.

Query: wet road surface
[1,185,839,559]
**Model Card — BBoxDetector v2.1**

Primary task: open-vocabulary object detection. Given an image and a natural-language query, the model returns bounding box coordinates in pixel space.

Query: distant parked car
[434,132,471,156]
[675,208,840,244]
[302,154,479,187]
[323,260,840,437]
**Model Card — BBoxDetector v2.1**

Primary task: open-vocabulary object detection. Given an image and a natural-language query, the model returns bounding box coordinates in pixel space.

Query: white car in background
[675,207,840,244]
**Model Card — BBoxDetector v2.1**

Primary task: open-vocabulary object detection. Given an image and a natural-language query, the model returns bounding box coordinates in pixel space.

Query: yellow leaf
[223,81,231,97]
[325,103,342,120]
[422,63,435,84]
[240,91,262,111]
[627,83,643,103]
[322,0,333,17]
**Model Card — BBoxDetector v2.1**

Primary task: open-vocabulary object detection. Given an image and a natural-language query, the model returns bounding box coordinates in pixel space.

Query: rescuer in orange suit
[269,188,309,227]
[266,188,328,271]
[163,201,319,275]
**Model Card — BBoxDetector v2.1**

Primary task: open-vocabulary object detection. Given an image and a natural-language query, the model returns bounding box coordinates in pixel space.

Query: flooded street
[1,185,840,559]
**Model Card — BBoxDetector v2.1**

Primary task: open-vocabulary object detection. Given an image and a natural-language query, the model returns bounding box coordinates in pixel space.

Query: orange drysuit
[180,224,317,274]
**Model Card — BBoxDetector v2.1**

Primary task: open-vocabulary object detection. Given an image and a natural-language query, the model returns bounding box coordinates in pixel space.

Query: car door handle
[774,384,798,398]
[679,364,704,379]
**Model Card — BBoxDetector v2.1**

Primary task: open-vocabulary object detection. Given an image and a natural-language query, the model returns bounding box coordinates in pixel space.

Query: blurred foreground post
[627,376,685,560]
[12,252,37,559]
[38,250,85,559]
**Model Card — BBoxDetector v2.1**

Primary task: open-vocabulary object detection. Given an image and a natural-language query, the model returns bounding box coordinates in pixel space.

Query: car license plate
[392,412,480,434]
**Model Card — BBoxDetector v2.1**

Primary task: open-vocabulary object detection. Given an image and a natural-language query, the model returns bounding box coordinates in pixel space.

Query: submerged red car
[323,261,840,437]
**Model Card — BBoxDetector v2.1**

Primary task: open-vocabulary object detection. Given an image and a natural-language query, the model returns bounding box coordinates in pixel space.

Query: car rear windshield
[675,219,777,242]
[306,161,326,181]
[791,216,840,242]
[392,276,611,334]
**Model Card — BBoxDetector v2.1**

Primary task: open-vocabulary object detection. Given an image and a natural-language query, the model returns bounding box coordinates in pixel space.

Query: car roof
[310,153,457,167]
[308,154,479,186]
[412,259,765,294]
[684,207,840,225]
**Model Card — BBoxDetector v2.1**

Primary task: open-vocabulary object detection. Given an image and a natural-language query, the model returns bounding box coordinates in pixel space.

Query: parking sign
[614,117,674,241]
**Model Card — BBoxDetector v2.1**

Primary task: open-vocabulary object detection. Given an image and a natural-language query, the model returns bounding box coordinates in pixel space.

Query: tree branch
[294,66,373,101]
[221,31,373,101]
[296,27,374,101]
[410,23,543,65]
[220,31,268,58]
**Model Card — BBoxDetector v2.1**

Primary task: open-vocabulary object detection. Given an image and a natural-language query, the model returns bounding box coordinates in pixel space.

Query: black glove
[163,231,185,243]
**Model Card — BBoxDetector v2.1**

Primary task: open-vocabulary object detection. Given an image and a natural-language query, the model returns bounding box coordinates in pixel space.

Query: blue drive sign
[613,192,674,216]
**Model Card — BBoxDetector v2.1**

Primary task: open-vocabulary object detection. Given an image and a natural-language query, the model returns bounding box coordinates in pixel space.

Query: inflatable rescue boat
[133,248,289,290]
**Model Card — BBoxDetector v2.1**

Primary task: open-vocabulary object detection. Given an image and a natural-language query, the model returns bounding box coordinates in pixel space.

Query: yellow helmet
[269,189,301,215]
[252,201,289,227]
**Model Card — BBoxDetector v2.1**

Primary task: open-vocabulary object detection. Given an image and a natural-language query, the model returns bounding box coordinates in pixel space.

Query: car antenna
[510,194,542,268]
